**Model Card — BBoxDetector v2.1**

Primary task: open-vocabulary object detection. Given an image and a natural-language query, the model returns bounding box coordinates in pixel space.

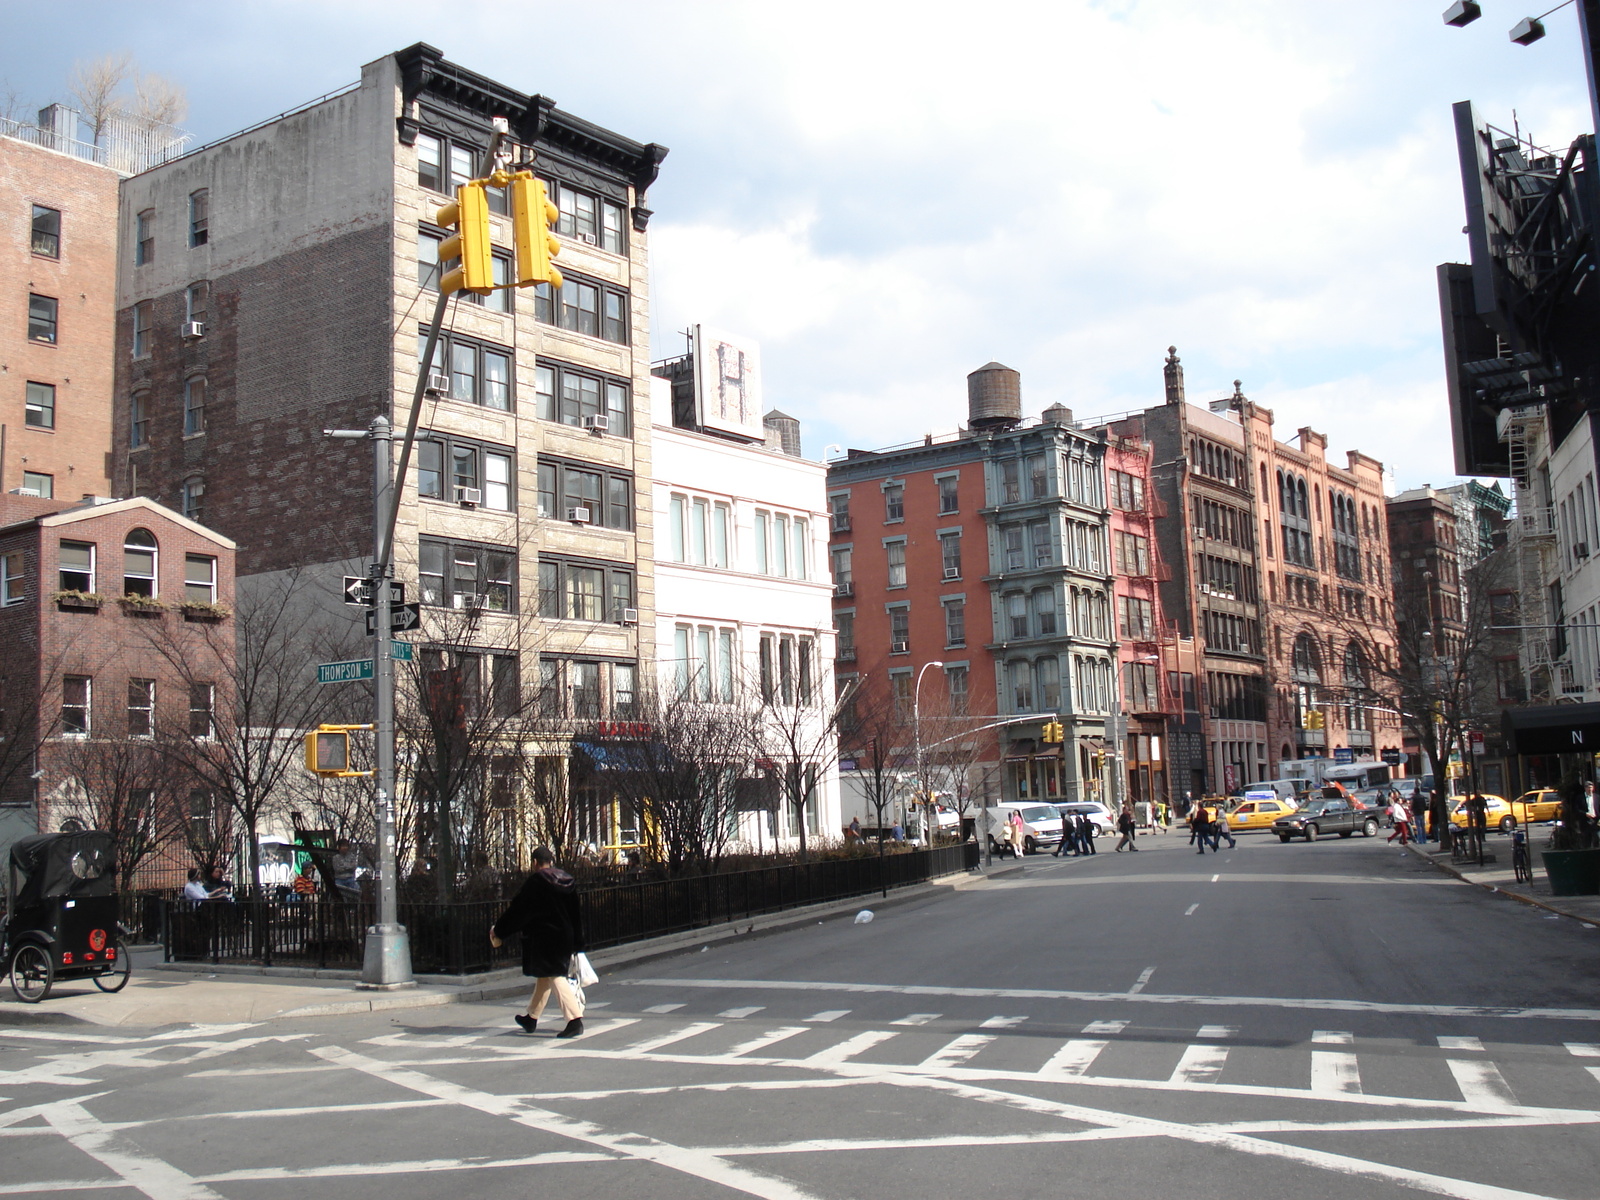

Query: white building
[650,332,839,850]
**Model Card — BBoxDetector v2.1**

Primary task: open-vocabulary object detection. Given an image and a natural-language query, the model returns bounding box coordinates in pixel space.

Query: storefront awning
[1501,703,1600,755]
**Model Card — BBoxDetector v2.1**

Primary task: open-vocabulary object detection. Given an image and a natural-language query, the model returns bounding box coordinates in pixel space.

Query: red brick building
[0,495,235,858]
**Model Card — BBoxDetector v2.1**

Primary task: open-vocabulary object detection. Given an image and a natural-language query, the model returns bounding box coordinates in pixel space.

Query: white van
[983,804,1065,855]
[1242,779,1307,805]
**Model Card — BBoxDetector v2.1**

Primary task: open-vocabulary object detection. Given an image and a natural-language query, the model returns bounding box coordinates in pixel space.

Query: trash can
[1540,848,1600,896]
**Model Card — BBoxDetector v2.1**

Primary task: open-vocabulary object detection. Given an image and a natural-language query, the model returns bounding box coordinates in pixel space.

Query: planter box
[55,596,101,612]
[1540,847,1600,896]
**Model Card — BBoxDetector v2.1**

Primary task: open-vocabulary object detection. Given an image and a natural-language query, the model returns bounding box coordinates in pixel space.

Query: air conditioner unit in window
[576,232,597,245]
[425,372,450,395]
[181,321,206,339]
[942,567,961,581]
[838,646,857,663]
[890,640,909,654]
[833,581,854,598]
[583,414,609,434]
[613,607,638,626]
[9,487,41,497]
[567,506,592,524]
[453,593,488,611]
[455,486,481,507]
[1577,542,1591,559]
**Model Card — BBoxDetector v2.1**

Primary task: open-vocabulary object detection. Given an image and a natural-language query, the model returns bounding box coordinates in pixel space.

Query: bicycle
[1511,828,1532,884]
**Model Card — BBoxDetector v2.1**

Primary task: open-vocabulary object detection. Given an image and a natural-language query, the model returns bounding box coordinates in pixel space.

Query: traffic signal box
[302,724,373,777]
[435,172,564,298]
[436,181,495,296]
[1303,711,1326,731]
[508,171,564,289]
[1042,720,1064,744]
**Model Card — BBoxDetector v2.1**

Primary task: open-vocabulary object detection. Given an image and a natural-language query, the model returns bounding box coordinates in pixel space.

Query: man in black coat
[490,846,586,1038]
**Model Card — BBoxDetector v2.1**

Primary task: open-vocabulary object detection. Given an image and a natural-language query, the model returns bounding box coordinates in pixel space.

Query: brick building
[0,124,120,502]
[827,364,1118,810]
[110,45,667,863]
[0,494,235,859]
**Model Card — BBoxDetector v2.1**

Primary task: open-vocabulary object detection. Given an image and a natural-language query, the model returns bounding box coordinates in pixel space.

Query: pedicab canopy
[8,831,115,907]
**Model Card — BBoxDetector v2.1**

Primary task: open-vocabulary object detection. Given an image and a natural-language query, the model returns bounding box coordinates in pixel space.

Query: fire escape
[1497,401,1559,701]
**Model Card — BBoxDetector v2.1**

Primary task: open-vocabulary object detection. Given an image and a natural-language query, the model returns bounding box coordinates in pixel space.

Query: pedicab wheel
[93,941,131,993]
[9,943,54,1003]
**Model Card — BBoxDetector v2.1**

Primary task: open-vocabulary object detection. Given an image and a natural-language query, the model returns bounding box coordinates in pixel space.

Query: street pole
[912,661,945,848]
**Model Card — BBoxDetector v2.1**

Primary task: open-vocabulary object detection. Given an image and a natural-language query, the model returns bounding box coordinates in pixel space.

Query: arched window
[1292,633,1321,683]
[124,528,157,597]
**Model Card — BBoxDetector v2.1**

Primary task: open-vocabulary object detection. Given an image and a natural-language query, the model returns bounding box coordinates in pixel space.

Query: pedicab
[2,830,130,1002]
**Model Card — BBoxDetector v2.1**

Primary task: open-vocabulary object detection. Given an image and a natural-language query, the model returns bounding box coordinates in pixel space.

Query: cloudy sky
[3,0,1592,488]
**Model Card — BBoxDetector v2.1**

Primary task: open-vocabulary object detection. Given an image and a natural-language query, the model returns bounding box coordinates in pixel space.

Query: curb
[1404,844,1600,930]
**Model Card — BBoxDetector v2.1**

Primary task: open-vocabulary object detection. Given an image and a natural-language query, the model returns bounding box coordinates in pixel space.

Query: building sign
[593,720,652,739]
[693,324,764,442]
[1333,747,1354,764]
[1381,749,1403,765]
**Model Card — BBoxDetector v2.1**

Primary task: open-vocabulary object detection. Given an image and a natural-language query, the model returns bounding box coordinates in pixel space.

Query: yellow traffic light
[508,171,563,289]
[304,730,349,775]
[436,182,494,295]
[1041,720,1062,743]
[1304,710,1325,731]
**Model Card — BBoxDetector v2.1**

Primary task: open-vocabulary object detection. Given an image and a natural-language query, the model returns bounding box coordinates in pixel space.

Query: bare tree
[128,72,187,129]
[753,663,854,863]
[52,735,186,888]
[67,53,132,144]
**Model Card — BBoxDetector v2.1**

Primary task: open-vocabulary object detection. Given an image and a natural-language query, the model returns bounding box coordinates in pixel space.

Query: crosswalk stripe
[919,1035,996,1069]
[1310,1050,1363,1094]
[1197,1025,1237,1040]
[801,1031,897,1067]
[1438,1036,1484,1052]
[1565,1043,1600,1057]
[1446,1059,1518,1108]
[719,1007,765,1019]
[1169,1044,1229,1084]
[623,1023,722,1053]
[1038,1040,1108,1077]
[890,1013,940,1026]
[1312,1030,1353,1045]
[726,1028,810,1058]
[1082,1020,1127,1035]
[805,1011,850,1023]
[643,1004,685,1015]
[980,1016,1027,1029]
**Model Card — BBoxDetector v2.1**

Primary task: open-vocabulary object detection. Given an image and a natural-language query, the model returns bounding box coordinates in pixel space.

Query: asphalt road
[3,829,1600,1200]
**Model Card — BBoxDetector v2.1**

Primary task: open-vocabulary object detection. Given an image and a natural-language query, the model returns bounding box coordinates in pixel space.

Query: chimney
[1163,346,1185,406]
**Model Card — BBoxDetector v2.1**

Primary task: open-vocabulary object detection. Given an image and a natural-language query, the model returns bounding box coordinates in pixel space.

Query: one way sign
[343,576,405,607]
[367,603,421,637]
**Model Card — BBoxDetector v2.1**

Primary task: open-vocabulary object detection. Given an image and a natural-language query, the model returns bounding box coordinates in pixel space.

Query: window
[1009,660,1033,711]
[418,226,512,308]
[1006,591,1028,638]
[754,511,768,574]
[1003,525,1025,571]
[186,281,209,324]
[418,228,443,291]
[889,607,910,652]
[23,471,52,499]
[884,483,904,522]
[62,676,90,735]
[536,458,631,529]
[127,679,155,738]
[946,665,969,714]
[831,546,852,590]
[31,205,60,258]
[123,529,157,597]
[534,361,631,435]
[24,382,55,430]
[132,301,151,357]
[419,331,512,411]
[418,539,515,612]
[188,189,209,247]
[1119,595,1154,640]
[183,377,206,435]
[548,179,628,254]
[185,554,216,603]
[1032,588,1057,636]
[533,274,630,344]
[944,598,966,647]
[415,131,508,214]
[1001,460,1021,504]
[181,478,204,524]
[1110,469,1145,511]
[830,493,851,532]
[1036,657,1061,710]
[940,532,962,577]
[667,494,730,565]
[1028,454,1050,499]
[886,540,906,587]
[59,540,94,593]
[614,662,639,716]
[1,552,24,605]
[28,294,57,343]
[1029,520,1052,567]
[938,475,959,514]
[891,671,913,720]
[835,610,855,656]
[189,683,215,739]
[128,392,149,449]
[135,209,154,265]
[1124,662,1158,711]
[417,434,515,511]
[537,556,632,622]
[1116,532,1150,576]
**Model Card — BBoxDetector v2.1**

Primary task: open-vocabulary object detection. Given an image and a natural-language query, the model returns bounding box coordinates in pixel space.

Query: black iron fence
[157,842,980,974]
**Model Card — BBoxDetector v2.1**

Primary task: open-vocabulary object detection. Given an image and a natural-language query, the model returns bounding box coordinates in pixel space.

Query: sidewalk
[0,865,1006,1029]
[1404,841,1600,928]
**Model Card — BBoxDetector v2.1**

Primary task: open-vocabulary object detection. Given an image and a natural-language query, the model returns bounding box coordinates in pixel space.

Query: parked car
[983,804,1065,854]
[1446,793,1552,833]
[1053,801,1116,839]
[1227,796,1298,831]
[1510,789,1564,824]
[1273,796,1383,842]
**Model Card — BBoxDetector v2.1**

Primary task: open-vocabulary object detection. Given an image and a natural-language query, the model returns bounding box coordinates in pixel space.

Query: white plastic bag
[854,910,874,924]
[572,952,599,987]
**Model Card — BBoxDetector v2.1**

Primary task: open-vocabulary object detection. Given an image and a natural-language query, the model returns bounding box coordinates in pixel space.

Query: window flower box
[118,593,169,617]
[52,590,104,612]
[181,601,232,622]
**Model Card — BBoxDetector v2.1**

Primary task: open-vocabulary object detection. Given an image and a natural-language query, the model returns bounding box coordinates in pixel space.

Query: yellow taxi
[1227,796,1298,831]
[1511,789,1564,823]
[1446,794,1517,833]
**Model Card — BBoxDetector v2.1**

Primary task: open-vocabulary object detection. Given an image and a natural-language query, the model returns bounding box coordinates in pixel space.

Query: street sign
[366,602,421,637]
[390,641,414,662]
[1469,731,1486,755]
[317,659,375,685]
[1381,749,1403,765]
[1333,747,1354,764]
[343,577,405,607]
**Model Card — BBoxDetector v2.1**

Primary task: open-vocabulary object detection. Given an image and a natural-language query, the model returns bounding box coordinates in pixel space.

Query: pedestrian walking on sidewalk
[1411,792,1428,843]
[1213,805,1236,849]
[1386,791,1410,845]
[1115,806,1139,852]
[1191,804,1211,854]
[491,845,587,1039]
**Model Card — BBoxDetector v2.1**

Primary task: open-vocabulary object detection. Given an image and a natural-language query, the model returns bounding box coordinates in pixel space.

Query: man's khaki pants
[527,975,584,1021]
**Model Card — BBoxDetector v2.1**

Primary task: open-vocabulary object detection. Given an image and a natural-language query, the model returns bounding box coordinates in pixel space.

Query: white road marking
[1169,1044,1229,1084]
[644,1004,685,1014]
[1566,1043,1600,1057]
[315,1046,823,1200]
[1440,1036,1486,1052]
[801,1031,897,1067]
[1313,1030,1354,1044]
[623,977,1600,1021]
[1185,903,1200,916]
[805,1010,849,1022]
[919,1035,996,1069]
[1211,874,1220,882]
[720,1007,765,1019]
[623,1023,723,1053]
[1311,1050,1363,1095]
[726,1028,810,1057]
[1197,1025,1236,1040]
[1129,967,1155,994]
[980,1016,1027,1028]
[890,1013,940,1026]
[1038,1040,1108,1077]
[43,1100,226,1199]
[1083,1020,1128,1035]
[1448,1060,1520,1109]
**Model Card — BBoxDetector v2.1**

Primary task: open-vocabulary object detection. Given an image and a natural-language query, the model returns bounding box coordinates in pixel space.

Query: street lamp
[912,661,947,846]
